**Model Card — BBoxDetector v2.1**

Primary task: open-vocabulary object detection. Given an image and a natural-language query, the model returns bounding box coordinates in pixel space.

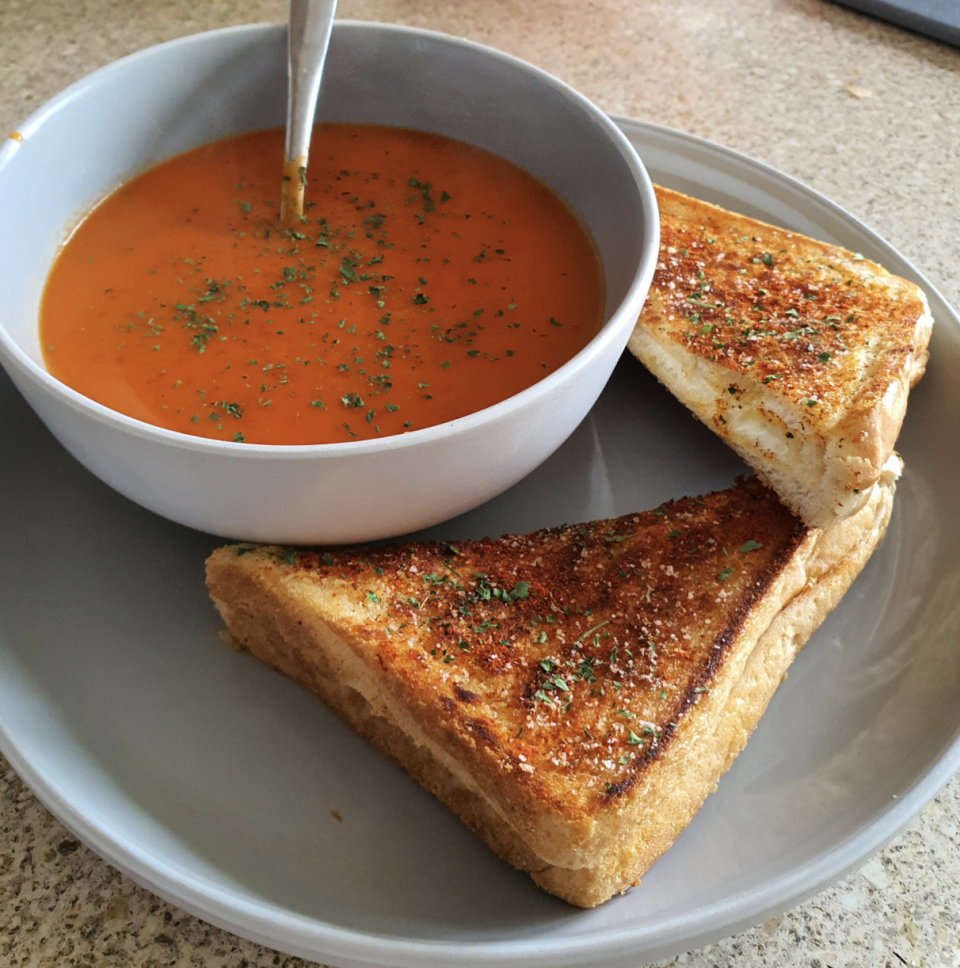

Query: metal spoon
[280,0,338,225]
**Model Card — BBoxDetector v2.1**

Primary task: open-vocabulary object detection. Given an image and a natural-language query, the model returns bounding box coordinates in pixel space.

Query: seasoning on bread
[629,186,930,529]
[205,458,900,907]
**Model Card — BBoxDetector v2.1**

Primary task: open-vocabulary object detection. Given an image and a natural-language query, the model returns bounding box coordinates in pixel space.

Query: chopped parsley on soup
[41,125,604,445]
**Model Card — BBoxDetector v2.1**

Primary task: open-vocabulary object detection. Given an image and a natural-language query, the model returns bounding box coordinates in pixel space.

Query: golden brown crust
[629,186,931,527]
[205,462,899,905]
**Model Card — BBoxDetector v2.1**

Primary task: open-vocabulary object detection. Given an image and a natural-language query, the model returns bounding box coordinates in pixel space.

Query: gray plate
[0,119,958,968]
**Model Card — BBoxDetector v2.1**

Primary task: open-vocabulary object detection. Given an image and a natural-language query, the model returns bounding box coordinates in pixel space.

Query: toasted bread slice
[205,459,900,907]
[628,186,930,529]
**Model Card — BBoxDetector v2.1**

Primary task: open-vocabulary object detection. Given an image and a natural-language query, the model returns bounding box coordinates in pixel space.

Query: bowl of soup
[0,21,658,543]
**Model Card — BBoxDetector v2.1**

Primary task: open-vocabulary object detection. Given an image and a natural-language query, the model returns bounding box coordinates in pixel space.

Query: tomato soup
[40,126,604,445]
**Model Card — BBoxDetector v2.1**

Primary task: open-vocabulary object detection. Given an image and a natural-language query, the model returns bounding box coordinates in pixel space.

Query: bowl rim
[0,19,659,459]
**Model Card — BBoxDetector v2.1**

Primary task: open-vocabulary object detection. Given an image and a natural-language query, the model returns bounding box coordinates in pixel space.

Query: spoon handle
[281,0,338,223]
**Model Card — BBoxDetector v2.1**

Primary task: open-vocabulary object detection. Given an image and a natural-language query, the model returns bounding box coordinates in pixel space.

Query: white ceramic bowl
[0,21,658,544]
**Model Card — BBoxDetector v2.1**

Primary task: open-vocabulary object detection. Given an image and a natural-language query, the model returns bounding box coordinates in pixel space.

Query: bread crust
[205,462,899,906]
[629,186,930,529]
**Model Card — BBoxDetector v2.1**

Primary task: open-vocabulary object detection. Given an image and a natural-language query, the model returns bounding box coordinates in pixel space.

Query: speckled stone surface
[1,1,959,966]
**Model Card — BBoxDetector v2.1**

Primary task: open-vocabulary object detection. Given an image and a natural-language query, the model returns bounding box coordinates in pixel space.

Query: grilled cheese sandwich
[629,186,930,529]
[206,459,900,906]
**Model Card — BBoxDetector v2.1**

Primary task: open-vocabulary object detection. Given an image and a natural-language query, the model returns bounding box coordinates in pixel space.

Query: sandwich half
[205,458,900,907]
[629,186,930,529]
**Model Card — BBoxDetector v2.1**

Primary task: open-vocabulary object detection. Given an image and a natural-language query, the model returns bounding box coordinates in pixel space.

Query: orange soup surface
[41,125,604,445]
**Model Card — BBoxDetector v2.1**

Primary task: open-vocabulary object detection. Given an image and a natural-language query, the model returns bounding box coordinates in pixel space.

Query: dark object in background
[831,0,960,47]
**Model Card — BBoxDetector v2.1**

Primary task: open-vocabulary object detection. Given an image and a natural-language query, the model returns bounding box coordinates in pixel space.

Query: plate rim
[1,115,959,968]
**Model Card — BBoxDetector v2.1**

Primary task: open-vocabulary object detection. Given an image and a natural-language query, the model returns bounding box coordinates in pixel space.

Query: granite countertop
[2,1,959,965]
